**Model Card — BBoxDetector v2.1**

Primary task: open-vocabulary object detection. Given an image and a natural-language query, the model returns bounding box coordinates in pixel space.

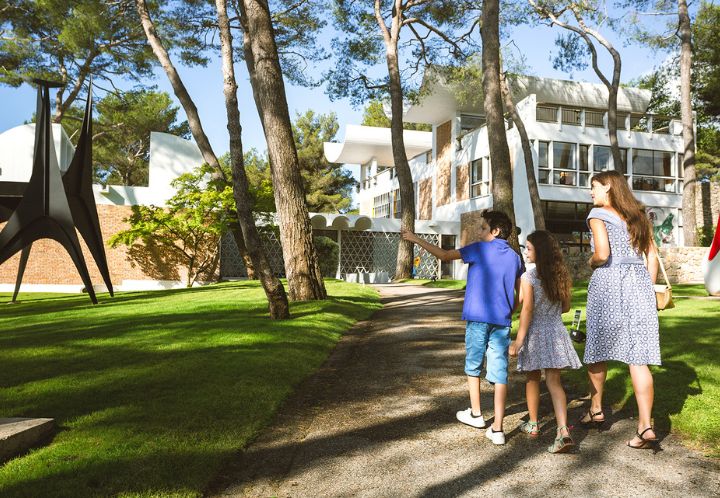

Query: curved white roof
[324,125,432,167]
[403,73,652,125]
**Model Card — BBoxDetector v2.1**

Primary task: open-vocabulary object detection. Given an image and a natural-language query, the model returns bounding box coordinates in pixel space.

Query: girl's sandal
[627,427,658,450]
[548,426,575,454]
[579,409,605,427]
[520,420,540,437]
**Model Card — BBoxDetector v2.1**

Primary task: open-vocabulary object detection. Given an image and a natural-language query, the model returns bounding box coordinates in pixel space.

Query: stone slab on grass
[0,418,55,463]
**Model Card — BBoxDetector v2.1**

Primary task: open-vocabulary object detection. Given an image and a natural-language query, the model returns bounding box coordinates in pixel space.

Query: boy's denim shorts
[464,321,511,384]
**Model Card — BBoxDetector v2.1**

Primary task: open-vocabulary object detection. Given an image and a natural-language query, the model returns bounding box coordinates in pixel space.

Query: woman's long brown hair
[527,230,571,304]
[591,170,653,254]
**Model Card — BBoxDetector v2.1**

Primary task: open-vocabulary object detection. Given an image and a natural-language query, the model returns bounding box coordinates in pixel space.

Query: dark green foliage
[108,163,236,287]
[326,0,481,106]
[0,0,154,114]
[293,110,357,212]
[552,32,590,75]
[314,236,340,277]
[62,90,189,187]
[361,99,431,131]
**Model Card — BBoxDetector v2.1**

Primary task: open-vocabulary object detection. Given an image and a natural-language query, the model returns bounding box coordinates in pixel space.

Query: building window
[593,145,628,173]
[542,201,593,254]
[631,149,676,192]
[562,108,581,126]
[392,189,401,218]
[536,106,558,123]
[579,144,590,187]
[552,141,577,186]
[425,150,432,164]
[372,192,391,218]
[470,157,490,198]
[585,109,605,127]
[460,113,486,132]
[538,140,550,184]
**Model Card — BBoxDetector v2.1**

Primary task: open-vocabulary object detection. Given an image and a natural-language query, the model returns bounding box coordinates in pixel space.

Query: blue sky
[0,18,672,169]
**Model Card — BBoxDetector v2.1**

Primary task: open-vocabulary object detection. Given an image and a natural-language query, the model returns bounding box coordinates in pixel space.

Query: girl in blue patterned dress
[510,230,582,453]
[582,170,661,449]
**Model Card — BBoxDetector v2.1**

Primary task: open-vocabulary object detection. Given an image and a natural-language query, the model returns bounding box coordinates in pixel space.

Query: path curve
[214,284,720,497]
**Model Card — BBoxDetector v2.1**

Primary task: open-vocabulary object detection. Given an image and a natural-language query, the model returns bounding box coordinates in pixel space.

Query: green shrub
[314,236,340,277]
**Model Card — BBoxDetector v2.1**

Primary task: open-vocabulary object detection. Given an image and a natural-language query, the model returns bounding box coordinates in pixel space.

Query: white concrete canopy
[324,125,432,167]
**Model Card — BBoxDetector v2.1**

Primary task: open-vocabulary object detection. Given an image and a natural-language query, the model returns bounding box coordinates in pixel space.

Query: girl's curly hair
[527,230,571,304]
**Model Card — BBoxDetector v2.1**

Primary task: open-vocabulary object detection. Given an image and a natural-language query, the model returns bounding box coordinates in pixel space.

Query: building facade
[331,75,690,279]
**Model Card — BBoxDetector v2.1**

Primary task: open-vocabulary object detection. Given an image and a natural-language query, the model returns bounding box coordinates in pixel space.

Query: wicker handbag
[654,246,674,311]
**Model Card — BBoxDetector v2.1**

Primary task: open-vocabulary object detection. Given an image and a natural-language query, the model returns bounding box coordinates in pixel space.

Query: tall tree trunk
[135,0,222,173]
[239,0,326,301]
[481,0,518,246]
[136,0,257,289]
[375,0,414,280]
[606,60,624,174]
[679,0,697,246]
[500,72,545,231]
[216,0,289,318]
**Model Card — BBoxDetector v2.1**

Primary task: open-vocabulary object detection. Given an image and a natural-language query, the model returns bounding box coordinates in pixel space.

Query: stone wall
[563,247,708,284]
[695,180,720,234]
[659,246,708,284]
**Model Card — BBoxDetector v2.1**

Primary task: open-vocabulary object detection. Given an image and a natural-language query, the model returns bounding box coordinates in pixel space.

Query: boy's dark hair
[481,209,513,239]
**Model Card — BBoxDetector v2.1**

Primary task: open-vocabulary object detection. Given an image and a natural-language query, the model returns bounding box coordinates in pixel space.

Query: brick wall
[435,121,452,206]
[419,178,433,220]
[0,204,216,288]
[456,163,469,202]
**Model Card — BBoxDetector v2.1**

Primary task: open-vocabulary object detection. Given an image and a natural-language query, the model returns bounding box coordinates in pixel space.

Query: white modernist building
[326,74,687,279]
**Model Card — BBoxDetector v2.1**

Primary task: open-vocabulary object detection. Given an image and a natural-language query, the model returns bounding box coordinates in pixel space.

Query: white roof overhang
[402,72,652,124]
[324,124,432,167]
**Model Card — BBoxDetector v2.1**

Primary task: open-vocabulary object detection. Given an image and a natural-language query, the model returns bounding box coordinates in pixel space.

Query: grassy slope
[0,280,381,497]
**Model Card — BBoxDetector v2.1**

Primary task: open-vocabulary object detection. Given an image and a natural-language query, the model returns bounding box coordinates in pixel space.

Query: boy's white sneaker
[456,408,486,428]
[485,426,506,445]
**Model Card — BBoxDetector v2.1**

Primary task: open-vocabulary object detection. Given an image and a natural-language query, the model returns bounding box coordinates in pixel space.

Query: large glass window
[392,189,401,218]
[593,146,628,172]
[579,144,590,187]
[536,106,558,122]
[372,192,391,218]
[631,149,675,192]
[552,141,577,186]
[471,157,490,198]
[538,141,550,184]
[542,201,593,253]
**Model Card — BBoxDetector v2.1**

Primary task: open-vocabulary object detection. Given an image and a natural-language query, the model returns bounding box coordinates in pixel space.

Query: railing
[561,108,581,125]
[585,110,604,127]
[536,106,558,122]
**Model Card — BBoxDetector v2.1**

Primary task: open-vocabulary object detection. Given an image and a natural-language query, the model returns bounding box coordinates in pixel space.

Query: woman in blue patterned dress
[582,170,661,449]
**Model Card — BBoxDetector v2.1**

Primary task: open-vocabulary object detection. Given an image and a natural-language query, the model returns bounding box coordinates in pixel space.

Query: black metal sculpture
[0,79,113,303]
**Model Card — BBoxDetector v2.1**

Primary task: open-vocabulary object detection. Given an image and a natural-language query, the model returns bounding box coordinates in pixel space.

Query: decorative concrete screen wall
[219,229,440,280]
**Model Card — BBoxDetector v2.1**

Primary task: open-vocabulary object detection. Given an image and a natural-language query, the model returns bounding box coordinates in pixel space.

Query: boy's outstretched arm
[400,228,461,262]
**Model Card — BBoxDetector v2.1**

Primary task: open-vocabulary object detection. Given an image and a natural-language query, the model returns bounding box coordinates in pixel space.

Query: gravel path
[214,284,720,498]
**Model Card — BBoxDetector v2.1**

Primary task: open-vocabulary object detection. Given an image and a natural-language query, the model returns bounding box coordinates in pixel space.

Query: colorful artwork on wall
[647,207,676,247]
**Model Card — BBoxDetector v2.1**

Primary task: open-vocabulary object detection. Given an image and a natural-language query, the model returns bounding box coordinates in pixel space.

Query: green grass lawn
[0,280,381,497]
[403,279,719,456]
